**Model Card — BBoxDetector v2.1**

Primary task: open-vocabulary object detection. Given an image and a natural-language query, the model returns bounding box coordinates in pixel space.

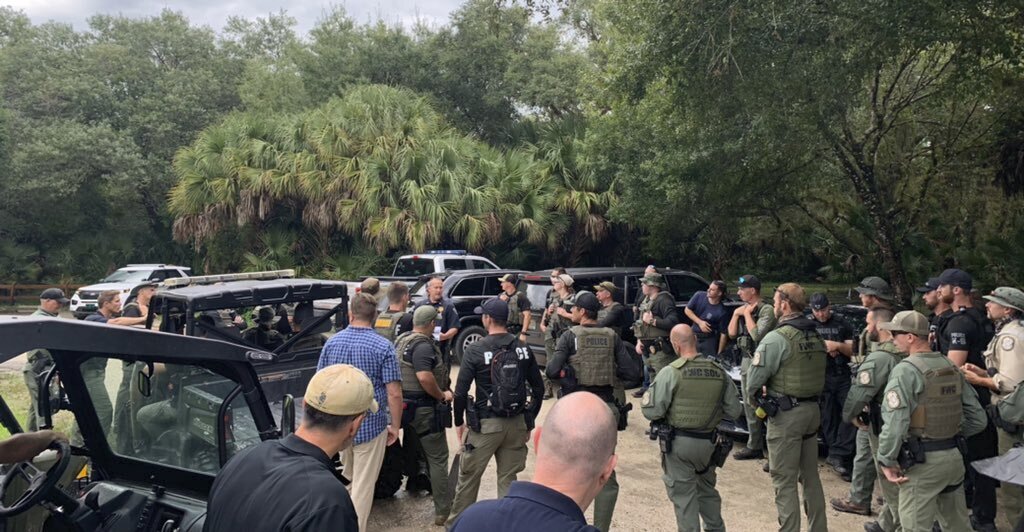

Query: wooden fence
[0,283,85,305]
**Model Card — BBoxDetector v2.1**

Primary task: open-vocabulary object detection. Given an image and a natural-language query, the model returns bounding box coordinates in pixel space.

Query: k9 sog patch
[1002,336,1016,351]
[886,390,902,409]
[858,371,871,385]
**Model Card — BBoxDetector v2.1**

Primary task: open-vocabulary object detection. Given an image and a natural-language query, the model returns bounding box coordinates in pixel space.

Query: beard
[868,329,880,343]
[940,292,954,305]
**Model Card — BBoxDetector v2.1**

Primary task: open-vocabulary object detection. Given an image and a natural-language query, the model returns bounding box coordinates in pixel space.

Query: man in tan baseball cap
[205,364,376,531]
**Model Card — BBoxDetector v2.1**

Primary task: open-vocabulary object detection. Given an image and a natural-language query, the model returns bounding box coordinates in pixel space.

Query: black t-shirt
[597,302,631,333]
[930,309,953,352]
[121,303,143,318]
[204,434,357,532]
[395,313,415,339]
[939,306,991,402]
[453,333,544,425]
[813,314,854,374]
[406,338,439,373]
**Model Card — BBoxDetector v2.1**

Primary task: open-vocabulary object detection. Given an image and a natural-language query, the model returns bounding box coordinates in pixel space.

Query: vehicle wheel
[374,441,404,500]
[453,325,486,365]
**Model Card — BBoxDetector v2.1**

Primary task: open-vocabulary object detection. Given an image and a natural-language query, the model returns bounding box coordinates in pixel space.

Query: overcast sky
[3,0,466,35]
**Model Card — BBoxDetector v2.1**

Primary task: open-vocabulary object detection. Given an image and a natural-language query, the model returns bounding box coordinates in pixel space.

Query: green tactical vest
[547,292,575,339]
[396,332,449,395]
[597,302,623,337]
[905,354,962,440]
[666,357,727,430]
[868,341,906,404]
[374,310,407,342]
[568,325,617,387]
[735,303,767,356]
[506,291,522,327]
[767,324,827,398]
[633,291,673,340]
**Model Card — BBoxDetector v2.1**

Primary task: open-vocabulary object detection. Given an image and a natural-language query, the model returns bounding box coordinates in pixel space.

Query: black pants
[966,420,999,524]
[696,335,719,358]
[820,371,857,462]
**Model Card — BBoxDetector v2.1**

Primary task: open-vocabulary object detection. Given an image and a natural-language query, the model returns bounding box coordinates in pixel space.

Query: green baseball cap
[594,281,617,294]
[984,287,1024,313]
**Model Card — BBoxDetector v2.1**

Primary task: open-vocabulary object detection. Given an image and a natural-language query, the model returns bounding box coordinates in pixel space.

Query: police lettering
[583,337,610,347]
[483,347,531,365]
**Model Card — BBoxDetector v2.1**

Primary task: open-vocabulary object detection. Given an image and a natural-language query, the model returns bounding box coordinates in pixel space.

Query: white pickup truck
[357,250,500,295]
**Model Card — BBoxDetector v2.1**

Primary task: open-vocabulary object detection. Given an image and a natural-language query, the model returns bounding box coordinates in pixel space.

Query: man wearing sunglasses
[728,274,777,461]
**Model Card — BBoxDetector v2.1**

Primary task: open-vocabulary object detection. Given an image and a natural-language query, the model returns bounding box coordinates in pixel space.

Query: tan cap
[413,305,438,326]
[305,365,379,416]
[556,274,574,287]
[878,310,930,337]
[360,277,381,295]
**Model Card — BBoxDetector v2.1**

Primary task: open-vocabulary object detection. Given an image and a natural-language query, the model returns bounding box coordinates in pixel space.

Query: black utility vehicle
[0,316,281,532]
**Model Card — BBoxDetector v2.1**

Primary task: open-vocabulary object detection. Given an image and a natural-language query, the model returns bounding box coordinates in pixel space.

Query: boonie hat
[575,291,601,312]
[878,310,930,337]
[39,288,69,304]
[255,306,276,325]
[915,277,940,294]
[498,273,518,284]
[984,287,1024,313]
[855,276,894,301]
[413,305,438,326]
[594,281,617,294]
[738,275,761,291]
[474,297,509,321]
[809,293,830,311]
[305,364,379,415]
[641,273,667,289]
[937,268,972,291]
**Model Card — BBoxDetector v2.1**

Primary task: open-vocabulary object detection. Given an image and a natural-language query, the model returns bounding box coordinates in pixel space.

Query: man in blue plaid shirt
[318,292,402,531]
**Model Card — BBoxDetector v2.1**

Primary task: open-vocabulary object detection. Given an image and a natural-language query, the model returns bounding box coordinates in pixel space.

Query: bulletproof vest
[867,341,906,404]
[396,332,448,394]
[374,310,406,342]
[666,357,727,430]
[634,291,673,340]
[905,354,962,440]
[568,325,616,387]
[597,302,623,336]
[506,291,522,326]
[735,303,767,356]
[767,323,827,398]
[547,292,575,337]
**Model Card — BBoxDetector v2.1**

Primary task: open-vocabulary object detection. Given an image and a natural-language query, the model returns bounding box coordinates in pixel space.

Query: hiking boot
[762,461,770,473]
[830,497,871,516]
[434,515,447,527]
[632,389,646,398]
[864,522,884,532]
[733,447,764,460]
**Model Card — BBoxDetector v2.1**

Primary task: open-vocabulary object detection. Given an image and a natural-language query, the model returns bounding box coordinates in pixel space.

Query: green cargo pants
[648,347,675,377]
[591,401,620,531]
[896,448,969,532]
[849,428,877,506]
[21,361,44,432]
[111,361,144,453]
[661,434,724,532]
[446,415,529,527]
[739,356,766,451]
[999,428,1024,526]
[409,406,451,518]
[766,401,827,532]
[867,430,900,531]
[81,357,112,435]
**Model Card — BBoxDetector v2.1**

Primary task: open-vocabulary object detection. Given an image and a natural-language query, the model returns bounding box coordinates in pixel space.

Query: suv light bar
[163,269,296,288]
[424,250,467,255]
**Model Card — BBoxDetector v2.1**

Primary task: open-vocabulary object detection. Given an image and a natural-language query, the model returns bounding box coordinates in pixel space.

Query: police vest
[905,354,962,440]
[598,302,624,336]
[396,332,448,395]
[634,291,673,340]
[547,292,575,338]
[374,310,407,342]
[506,292,523,326]
[767,324,827,398]
[735,303,767,356]
[868,341,906,405]
[666,357,727,431]
[568,325,617,387]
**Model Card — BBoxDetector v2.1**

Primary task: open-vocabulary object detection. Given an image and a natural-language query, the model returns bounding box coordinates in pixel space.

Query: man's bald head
[536,392,617,482]
[670,324,698,358]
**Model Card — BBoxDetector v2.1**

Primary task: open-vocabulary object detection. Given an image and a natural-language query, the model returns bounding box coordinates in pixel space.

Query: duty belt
[672,428,716,441]
[919,438,960,452]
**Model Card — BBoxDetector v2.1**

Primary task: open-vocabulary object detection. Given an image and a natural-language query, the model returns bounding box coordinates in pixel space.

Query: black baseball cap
[915,277,940,294]
[39,288,69,304]
[474,297,509,321]
[809,293,830,310]
[575,291,601,312]
[738,275,761,291]
[937,268,972,291]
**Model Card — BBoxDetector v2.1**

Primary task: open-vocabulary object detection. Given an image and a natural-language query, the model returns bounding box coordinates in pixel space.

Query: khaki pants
[896,448,969,532]
[342,428,389,532]
[408,406,451,517]
[999,428,1024,526]
[661,435,723,532]
[446,416,529,527]
[766,401,827,532]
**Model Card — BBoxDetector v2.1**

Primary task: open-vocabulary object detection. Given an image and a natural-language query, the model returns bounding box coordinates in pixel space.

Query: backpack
[488,344,527,417]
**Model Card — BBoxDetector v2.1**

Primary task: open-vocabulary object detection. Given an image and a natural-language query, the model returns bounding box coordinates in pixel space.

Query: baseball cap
[878,310,930,337]
[413,305,438,326]
[474,297,509,321]
[594,281,617,294]
[937,268,972,291]
[498,273,519,284]
[984,287,1024,313]
[305,364,379,416]
[575,291,601,312]
[855,276,894,301]
[915,277,940,294]
[360,277,381,295]
[809,293,830,311]
[39,288,69,304]
[738,275,761,291]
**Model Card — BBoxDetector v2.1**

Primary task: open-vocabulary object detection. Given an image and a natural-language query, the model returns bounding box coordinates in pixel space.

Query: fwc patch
[1002,336,1016,352]
[641,390,652,406]
[886,390,902,409]
[752,350,762,366]
[859,371,871,385]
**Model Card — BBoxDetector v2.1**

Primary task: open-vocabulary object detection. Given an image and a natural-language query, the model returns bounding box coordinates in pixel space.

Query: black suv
[409,269,529,363]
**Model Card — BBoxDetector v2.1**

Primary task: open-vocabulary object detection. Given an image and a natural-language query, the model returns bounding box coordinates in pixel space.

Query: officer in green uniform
[632,273,679,376]
[375,281,410,342]
[396,305,453,526]
[745,283,828,532]
[642,324,743,532]
[21,288,69,431]
[546,291,640,532]
[498,273,532,343]
[727,274,777,461]
[876,310,987,532]
[840,306,903,532]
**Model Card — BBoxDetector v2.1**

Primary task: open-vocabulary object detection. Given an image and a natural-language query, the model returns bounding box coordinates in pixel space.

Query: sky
[3,0,466,35]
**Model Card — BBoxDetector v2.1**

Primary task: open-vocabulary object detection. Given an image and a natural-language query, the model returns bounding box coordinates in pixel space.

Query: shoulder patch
[858,371,871,385]
[1002,336,1016,352]
[752,350,762,366]
[641,390,652,406]
[886,389,902,409]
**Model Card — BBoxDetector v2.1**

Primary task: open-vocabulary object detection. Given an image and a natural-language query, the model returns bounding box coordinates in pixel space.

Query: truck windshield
[101,270,152,283]
[394,258,434,277]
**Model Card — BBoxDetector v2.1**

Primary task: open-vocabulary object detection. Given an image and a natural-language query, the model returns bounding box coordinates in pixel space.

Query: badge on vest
[886,389,902,409]
[1002,336,1016,351]
[858,371,871,385]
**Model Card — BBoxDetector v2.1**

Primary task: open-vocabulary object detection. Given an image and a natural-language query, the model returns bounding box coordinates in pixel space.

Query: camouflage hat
[641,273,667,289]
[855,276,894,301]
[984,287,1024,313]
[594,281,618,294]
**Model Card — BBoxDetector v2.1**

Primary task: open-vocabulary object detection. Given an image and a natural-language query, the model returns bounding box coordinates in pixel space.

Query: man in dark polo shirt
[414,276,460,354]
[203,364,377,532]
[450,391,615,532]
[808,293,856,481]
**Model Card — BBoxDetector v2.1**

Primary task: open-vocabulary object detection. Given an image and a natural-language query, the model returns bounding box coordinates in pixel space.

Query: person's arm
[452,353,476,427]
[0,430,66,464]
[519,294,532,340]
[727,308,742,339]
[842,357,881,423]
[960,379,987,438]
[825,339,854,358]
[525,348,545,412]
[439,302,460,342]
[385,381,402,444]
[721,375,744,421]
[877,365,918,468]
[717,333,727,355]
[945,315,974,367]
[545,331,574,380]
[651,295,680,330]
[108,316,146,326]
[744,334,784,405]
[413,344,449,402]
[684,306,708,332]
[750,304,776,343]
[640,365,679,421]
[614,337,641,384]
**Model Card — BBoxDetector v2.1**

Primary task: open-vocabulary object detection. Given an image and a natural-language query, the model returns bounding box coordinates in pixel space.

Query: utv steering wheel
[0,439,71,517]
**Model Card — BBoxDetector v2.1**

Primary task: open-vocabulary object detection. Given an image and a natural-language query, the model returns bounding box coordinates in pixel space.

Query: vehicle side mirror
[39,366,66,429]
[281,394,296,435]
[137,362,154,398]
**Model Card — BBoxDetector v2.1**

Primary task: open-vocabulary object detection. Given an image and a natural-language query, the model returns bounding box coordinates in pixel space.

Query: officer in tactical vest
[632,272,679,377]
[595,281,630,337]
[396,305,453,526]
[21,288,69,431]
[840,306,903,532]
[745,283,828,532]
[727,274,777,461]
[642,324,743,532]
[961,286,1024,526]
[498,273,532,343]
[876,310,987,532]
[541,271,575,399]
[375,281,411,342]
[546,291,640,532]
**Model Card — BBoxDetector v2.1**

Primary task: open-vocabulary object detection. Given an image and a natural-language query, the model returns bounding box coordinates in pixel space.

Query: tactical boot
[863,522,884,532]
[733,447,763,460]
[830,497,871,516]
